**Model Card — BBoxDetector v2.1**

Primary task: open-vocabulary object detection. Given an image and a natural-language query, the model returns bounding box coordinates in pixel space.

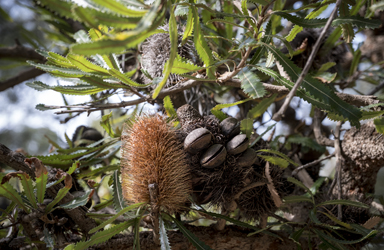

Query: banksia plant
[121,114,192,214]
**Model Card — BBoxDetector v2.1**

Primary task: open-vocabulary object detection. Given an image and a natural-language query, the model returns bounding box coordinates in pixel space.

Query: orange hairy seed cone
[121,115,192,213]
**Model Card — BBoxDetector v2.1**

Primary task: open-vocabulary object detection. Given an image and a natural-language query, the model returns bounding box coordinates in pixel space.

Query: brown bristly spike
[121,114,192,213]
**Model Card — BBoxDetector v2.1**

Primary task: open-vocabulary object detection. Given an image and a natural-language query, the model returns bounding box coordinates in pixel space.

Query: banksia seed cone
[121,115,192,213]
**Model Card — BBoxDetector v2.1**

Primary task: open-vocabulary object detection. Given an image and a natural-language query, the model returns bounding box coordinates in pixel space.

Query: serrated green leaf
[250,21,272,65]
[248,94,277,119]
[81,76,125,89]
[328,110,384,122]
[191,5,215,78]
[258,149,298,166]
[27,81,106,95]
[163,95,178,120]
[93,199,113,211]
[59,189,94,210]
[0,175,29,212]
[89,203,143,234]
[18,173,37,209]
[181,7,194,45]
[340,23,354,43]
[159,216,171,250]
[37,0,74,18]
[71,0,165,56]
[319,211,352,229]
[211,99,251,121]
[109,68,148,88]
[287,135,325,152]
[133,215,141,250]
[171,55,202,74]
[152,9,178,99]
[258,155,290,169]
[73,6,140,30]
[333,16,382,29]
[374,117,384,134]
[100,112,117,138]
[316,199,370,209]
[91,0,147,17]
[75,220,135,250]
[273,11,328,28]
[238,67,266,99]
[283,195,314,204]
[240,118,253,139]
[287,177,314,202]
[35,165,48,204]
[47,52,75,68]
[67,54,109,75]
[259,43,362,127]
[112,170,126,212]
[28,61,88,76]
[45,180,71,212]
[163,213,213,250]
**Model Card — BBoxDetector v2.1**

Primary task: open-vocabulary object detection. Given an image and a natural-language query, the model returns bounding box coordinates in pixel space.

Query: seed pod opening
[200,144,227,168]
[226,134,249,155]
[184,128,212,154]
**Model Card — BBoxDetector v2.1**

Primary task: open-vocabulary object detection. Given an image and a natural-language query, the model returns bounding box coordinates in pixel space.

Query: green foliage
[238,66,266,98]
[111,170,126,213]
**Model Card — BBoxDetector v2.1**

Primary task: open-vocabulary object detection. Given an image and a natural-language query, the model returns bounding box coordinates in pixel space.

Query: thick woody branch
[50,78,379,115]
[0,68,45,92]
[0,45,46,62]
[0,44,47,92]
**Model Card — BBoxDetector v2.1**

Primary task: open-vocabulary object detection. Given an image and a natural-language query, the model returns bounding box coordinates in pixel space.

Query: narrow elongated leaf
[43,226,55,248]
[112,170,126,212]
[258,149,298,166]
[152,9,178,99]
[74,220,135,250]
[45,175,72,212]
[287,135,325,152]
[73,6,140,30]
[89,203,143,234]
[374,117,384,134]
[250,21,272,65]
[191,5,215,78]
[332,16,381,29]
[283,195,314,204]
[273,11,327,28]
[248,94,278,119]
[159,216,171,250]
[163,95,177,120]
[250,123,276,147]
[109,68,148,88]
[81,76,125,89]
[211,99,251,121]
[91,0,147,17]
[181,7,194,45]
[319,211,352,229]
[28,61,88,76]
[100,112,117,138]
[171,55,202,74]
[370,1,384,12]
[238,67,266,98]
[59,189,94,210]
[0,175,29,212]
[37,0,74,18]
[164,214,213,250]
[289,227,305,245]
[18,172,37,209]
[47,52,75,68]
[34,161,49,204]
[67,54,109,75]
[287,177,314,201]
[27,81,106,95]
[316,200,370,209]
[258,155,289,169]
[259,43,361,127]
[240,118,253,140]
[314,229,377,245]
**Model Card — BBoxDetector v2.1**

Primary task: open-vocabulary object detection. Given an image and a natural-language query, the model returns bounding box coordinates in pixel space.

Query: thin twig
[292,153,335,176]
[272,0,343,122]
[368,81,384,95]
[233,181,266,200]
[313,108,334,147]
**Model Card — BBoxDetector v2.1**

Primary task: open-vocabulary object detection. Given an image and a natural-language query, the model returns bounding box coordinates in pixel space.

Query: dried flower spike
[121,115,192,213]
